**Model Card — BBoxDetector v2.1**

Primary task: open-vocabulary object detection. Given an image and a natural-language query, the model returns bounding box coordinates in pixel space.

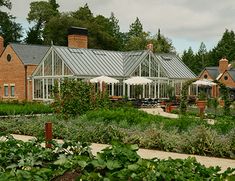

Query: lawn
[1,107,234,159]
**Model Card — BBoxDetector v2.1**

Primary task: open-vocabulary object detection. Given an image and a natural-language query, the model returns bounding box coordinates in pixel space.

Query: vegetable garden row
[0,135,234,180]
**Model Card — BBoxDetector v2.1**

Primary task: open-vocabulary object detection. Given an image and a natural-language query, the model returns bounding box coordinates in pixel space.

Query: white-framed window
[4,84,8,97]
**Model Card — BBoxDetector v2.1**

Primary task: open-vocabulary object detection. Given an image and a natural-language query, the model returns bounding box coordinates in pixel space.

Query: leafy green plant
[0,102,52,116]
[197,91,207,101]
[52,79,110,118]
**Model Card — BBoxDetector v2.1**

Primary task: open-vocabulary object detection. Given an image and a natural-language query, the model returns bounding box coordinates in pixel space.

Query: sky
[3,0,235,54]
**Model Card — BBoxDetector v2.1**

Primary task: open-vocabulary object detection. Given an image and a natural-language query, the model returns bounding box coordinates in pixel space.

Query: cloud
[7,0,235,52]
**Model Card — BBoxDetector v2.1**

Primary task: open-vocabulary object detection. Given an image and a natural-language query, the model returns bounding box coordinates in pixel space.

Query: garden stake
[45,122,52,148]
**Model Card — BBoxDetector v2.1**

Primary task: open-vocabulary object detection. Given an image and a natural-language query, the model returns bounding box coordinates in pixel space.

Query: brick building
[0,38,49,101]
[198,58,235,99]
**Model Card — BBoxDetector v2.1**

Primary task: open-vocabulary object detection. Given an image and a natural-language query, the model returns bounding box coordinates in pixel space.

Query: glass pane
[131,67,140,76]
[150,57,158,77]
[141,57,149,77]
[44,53,52,76]
[48,79,54,99]
[34,65,42,76]
[64,64,73,75]
[10,86,15,97]
[34,79,43,99]
[4,86,8,96]
[54,53,62,75]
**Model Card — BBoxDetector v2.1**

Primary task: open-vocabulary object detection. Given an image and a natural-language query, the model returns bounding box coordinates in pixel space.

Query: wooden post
[45,122,52,148]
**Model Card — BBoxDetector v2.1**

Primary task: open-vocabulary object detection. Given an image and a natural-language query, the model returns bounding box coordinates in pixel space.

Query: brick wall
[68,34,88,48]
[219,71,235,88]
[198,70,214,80]
[0,45,36,101]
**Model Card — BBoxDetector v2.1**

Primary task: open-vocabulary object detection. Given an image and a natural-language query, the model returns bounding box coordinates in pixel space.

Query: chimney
[147,43,153,52]
[219,57,229,73]
[68,27,88,49]
[0,36,4,55]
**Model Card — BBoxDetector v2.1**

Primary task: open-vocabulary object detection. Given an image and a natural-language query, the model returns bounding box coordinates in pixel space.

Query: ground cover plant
[0,136,234,180]
[0,101,52,116]
[1,108,234,159]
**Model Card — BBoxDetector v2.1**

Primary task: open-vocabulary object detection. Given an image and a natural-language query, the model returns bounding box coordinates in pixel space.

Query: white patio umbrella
[90,75,119,84]
[192,79,216,86]
[124,76,153,85]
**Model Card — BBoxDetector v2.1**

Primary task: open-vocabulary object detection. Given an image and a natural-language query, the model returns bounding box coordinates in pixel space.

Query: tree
[49,0,59,12]
[26,0,59,44]
[209,29,235,65]
[0,0,22,44]
[149,29,175,53]
[72,3,93,22]
[43,13,78,46]
[128,17,143,37]
[194,42,209,74]
[181,47,197,74]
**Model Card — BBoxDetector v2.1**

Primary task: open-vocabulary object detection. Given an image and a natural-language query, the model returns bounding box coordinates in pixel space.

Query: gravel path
[9,134,235,172]
[140,107,179,118]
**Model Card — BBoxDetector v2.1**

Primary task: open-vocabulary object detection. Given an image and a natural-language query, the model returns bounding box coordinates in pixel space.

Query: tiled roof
[11,43,50,65]
[227,68,235,81]
[204,67,220,79]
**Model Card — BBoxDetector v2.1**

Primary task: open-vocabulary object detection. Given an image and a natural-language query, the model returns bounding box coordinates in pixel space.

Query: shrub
[52,79,110,118]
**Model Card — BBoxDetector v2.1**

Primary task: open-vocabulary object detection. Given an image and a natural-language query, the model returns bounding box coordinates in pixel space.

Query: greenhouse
[32,46,196,101]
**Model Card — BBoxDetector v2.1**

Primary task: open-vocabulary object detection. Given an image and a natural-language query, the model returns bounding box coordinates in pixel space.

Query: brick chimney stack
[0,36,4,55]
[219,57,229,73]
[147,43,153,52]
[68,27,88,49]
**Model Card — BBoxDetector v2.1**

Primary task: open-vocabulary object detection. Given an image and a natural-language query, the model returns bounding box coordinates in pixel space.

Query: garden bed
[1,108,234,159]
[0,136,234,180]
[0,101,52,115]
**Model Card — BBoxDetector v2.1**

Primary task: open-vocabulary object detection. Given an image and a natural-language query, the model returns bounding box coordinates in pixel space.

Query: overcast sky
[4,0,235,53]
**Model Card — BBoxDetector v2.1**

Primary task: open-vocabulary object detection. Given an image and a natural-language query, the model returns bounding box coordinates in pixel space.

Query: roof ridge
[11,42,50,48]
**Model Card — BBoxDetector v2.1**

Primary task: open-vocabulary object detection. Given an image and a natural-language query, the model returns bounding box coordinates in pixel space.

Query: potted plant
[196,91,207,119]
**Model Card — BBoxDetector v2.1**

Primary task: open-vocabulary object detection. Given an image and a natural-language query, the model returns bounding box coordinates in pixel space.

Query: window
[204,74,208,79]
[10,85,15,97]
[7,54,12,62]
[224,76,228,80]
[4,85,8,96]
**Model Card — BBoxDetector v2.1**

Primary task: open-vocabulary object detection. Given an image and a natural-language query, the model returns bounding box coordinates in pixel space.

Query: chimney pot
[68,27,88,49]
[219,58,229,73]
[147,43,153,52]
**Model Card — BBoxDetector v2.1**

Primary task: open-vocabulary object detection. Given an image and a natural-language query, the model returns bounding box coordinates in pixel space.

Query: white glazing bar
[143,85,145,98]
[157,80,160,98]
[46,79,48,100]
[154,82,156,98]
[42,79,45,100]
[52,50,54,76]
[123,81,125,97]
[127,84,130,98]
[32,79,34,100]
[112,83,114,96]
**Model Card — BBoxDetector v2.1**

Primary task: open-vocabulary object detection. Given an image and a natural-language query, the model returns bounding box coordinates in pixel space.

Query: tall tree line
[181,29,235,75]
[24,1,174,53]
